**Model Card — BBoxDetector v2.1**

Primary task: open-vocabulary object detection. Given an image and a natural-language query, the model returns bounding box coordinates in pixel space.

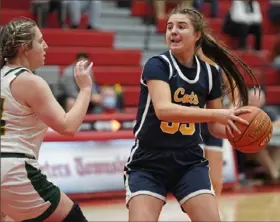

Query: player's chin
[169,46,185,54]
[34,61,45,70]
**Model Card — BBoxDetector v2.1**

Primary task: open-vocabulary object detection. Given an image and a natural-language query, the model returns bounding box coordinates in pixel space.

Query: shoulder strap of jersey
[159,54,173,80]
[3,67,29,77]
[205,62,213,95]
[157,51,175,81]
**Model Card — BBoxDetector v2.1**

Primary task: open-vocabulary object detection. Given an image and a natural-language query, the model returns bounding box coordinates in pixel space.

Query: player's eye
[178,24,187,29]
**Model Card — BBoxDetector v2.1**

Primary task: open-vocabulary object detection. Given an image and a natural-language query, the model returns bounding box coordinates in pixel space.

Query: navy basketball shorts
[124,140,215,208]
[201,123,223,152]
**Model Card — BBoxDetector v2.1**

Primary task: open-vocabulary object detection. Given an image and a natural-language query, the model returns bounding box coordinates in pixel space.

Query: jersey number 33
[160,121,195,135]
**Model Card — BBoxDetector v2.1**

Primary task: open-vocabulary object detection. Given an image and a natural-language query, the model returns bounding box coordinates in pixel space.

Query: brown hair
[168,5,259,106]
[0,17,37,69]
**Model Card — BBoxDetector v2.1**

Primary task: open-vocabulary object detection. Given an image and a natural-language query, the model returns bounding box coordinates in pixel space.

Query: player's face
[25,26,48,70]
[166,13,200,54]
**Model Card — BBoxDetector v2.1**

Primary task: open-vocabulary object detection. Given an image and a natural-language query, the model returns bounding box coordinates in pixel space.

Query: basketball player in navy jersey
[124,5,258,222]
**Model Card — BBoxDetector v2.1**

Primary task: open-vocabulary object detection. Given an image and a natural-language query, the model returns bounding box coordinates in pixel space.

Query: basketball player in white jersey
[1,17,92,221]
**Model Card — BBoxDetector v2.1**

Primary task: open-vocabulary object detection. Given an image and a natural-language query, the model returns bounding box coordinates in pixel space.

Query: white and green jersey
[0,66,48,159]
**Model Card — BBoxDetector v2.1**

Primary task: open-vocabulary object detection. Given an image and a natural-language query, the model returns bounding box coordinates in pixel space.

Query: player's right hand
[74,60,93,90]
[214,108,251,137]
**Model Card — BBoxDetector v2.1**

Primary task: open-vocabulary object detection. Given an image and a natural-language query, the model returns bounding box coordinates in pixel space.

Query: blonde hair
[0,17,37,68]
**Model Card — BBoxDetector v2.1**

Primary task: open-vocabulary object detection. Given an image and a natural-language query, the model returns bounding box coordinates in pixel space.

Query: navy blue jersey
[133,50,222,149]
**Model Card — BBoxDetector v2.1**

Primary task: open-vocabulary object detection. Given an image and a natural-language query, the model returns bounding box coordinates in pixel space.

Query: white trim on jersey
[125,140,139,170]
[140,69,146,86]
[141,55,173,87]
[205,63,213,94]
[169,50,200,84]
[136,55,173,137]
[134,95,151,137]
[159,55,173,80]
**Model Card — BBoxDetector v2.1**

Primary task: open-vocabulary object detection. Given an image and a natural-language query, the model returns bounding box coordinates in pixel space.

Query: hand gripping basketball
[215,107,252,137]
[226,106,273,153]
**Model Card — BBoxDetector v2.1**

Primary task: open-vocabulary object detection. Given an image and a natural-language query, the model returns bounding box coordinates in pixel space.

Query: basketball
[226,106,273,153]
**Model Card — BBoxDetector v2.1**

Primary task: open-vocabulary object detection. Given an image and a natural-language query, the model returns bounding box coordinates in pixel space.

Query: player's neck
[173,49,195,68]
[6,57,31,71]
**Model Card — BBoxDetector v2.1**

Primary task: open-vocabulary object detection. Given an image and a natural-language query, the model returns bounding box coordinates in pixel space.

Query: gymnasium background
[1,0,280,201]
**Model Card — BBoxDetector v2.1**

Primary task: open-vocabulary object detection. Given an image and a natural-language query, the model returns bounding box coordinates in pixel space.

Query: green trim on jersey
[3,67,22,77]
[14,69,28,76]
[23,162,61,222]
[0,152,35,159]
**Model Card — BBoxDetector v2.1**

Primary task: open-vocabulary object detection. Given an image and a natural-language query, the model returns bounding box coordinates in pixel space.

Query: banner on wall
[39,139,237,194]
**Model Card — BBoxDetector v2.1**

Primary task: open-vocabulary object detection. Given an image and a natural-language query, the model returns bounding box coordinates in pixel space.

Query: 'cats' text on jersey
[174,88,199,105]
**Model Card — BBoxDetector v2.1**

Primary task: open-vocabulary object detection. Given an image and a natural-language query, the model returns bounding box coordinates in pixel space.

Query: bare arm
[14,73,91,136]
[207,98,227,139]
[147,80,219,123]
[147,80,250,137]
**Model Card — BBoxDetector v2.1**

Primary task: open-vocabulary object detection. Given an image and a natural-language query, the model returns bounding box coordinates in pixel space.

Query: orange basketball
[226,106,273,153]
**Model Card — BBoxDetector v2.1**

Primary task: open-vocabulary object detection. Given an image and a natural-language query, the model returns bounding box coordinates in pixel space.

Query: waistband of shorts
[0,152,36,159]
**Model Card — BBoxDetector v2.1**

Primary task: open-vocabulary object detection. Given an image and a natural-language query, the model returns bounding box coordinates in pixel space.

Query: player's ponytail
[169,5,260,107]
[200,33,259,106]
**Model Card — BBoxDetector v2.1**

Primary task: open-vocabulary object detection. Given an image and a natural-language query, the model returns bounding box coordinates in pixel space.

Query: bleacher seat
[45,48,141,66]
[42,29,114,48]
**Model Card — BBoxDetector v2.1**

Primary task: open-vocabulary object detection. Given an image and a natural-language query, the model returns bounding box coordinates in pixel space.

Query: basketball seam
[235,112,271,148]
[236,121,272,149]
[233,110,261,144]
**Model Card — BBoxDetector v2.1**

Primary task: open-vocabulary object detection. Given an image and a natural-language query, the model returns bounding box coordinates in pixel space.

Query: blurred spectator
[60,53,124,114]
[100,86,121,113]
[31,0,49,27]
[67,1,101,29]
[31,0,66,28]
[267,0,280,25]
[193,0,219,18]
[268,34,280,71]
[60,53,103,113]
[223,0,262,51]
[154,0,193,20]
[248,88,280,184]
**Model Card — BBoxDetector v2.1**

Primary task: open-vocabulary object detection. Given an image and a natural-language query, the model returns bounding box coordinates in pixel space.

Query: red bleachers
[46,47,141,66]
[93,67,142,86]
[2,0,30,9]
[42,29,114,48]
[2,0,280,107]
[1,9,32,24]
[122,86,140,106]
[266,86,280,105]
[263,69,280,85]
